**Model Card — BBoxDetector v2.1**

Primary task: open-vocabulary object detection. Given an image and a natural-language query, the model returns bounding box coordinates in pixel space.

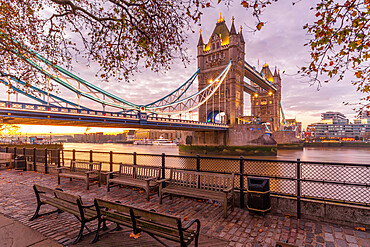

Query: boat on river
[152,139,178,146]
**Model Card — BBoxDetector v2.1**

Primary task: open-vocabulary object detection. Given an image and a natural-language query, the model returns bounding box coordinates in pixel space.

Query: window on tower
[212,44,215,50]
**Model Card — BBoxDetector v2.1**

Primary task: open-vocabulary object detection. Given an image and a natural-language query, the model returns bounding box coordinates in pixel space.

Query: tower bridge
[0,14,300,147]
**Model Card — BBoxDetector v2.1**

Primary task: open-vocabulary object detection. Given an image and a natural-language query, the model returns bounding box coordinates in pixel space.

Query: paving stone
[316,236,324,243]
[335,239,347,247]
[345,235,357,243]
[325,242,335,247]
[325,233,334,242]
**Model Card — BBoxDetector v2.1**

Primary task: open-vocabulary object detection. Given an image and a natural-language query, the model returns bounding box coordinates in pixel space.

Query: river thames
[63,143,370,164]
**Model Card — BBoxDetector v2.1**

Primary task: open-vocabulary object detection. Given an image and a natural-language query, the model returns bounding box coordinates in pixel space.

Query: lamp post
[49,132,52,144]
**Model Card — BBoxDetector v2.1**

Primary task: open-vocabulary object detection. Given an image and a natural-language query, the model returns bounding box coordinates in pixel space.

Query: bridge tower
[251,62,282,131]
[197,14,245,125]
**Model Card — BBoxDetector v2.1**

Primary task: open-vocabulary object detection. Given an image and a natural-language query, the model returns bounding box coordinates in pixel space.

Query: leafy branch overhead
[301,0,370,112]
[0,0,368,112]
[0,0,206,84]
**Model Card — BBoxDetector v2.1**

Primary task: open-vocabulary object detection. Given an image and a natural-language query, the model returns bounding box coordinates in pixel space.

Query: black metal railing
[1,147,369,219]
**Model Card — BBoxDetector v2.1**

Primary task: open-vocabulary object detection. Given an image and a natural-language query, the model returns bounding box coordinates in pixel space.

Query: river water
[63,143,370,164]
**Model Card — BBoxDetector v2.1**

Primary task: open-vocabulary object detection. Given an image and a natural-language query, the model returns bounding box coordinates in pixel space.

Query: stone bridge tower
[197,15,245,125]
[251,62,282,131]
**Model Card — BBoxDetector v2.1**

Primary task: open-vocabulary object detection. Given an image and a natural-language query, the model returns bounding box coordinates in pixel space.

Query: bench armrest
[223,187,233,193]
[144,177,157,182]
[56,167,68,171]
[85,170,97,174]
[182,219,201,232]
[103,171,118,175]
[156,178,170,184]
[81,203,95,209]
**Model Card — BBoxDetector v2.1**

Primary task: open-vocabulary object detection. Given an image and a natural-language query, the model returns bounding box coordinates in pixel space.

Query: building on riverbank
[305,111,370,141]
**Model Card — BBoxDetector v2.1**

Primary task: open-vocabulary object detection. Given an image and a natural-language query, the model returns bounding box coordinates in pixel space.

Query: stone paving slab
[0,214,62,247]
[0,169,368,247]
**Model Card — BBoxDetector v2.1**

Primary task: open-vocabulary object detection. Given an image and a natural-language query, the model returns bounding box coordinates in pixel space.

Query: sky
[1,1,366,135]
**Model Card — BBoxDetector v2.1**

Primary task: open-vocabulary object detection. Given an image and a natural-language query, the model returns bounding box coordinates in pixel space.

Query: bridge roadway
[0,101,228,131]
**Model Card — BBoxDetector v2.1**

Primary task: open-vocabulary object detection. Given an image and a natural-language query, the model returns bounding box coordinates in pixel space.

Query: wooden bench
[159,169,235,218]
[30,184,98,243]
[56,160,102,190]
[93,198,200,247]
[0,152,12,168]
[106,163,161,201]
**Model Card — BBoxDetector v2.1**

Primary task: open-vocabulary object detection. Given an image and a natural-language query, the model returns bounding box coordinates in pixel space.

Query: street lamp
[50,132,52,144]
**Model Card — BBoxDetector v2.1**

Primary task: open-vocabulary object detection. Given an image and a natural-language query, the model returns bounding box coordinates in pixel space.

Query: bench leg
[92,218,102,243]
[30,203,41,221]
[57,175,60,185]
[159,191,163,204]
[107,182,110,192]
[86,180,89,190]
[146,188,150,201]
[73,221,85,244]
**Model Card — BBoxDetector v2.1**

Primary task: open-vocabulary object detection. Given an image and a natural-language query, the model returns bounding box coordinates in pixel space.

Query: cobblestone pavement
[0,169,368,247]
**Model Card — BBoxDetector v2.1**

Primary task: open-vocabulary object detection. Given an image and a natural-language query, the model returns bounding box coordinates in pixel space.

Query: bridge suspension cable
[1,37,232,117]
[145,60,232,115]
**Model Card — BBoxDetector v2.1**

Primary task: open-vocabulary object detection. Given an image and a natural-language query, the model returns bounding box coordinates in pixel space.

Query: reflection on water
[63,143,370,164]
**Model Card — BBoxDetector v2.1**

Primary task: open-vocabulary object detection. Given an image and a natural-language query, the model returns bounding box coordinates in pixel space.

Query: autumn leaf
[130,232,141,239]
[184,216,189,221]
[241,1,249,8]
[256,22,264,31]
[355,227,366,231]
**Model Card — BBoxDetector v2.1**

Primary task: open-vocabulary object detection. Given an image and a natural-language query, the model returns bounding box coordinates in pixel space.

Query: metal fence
[1,147,369,219]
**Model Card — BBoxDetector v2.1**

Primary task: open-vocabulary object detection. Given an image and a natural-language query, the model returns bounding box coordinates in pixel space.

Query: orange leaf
[256,22,264,31]
[355,227,366,231]
[241,1,249,8]
[130,232,141,239]
[258,229,263,233]
[184,216,189,221]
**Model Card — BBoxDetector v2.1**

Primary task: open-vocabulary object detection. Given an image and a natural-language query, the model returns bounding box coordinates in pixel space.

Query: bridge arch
[207,110,227,124]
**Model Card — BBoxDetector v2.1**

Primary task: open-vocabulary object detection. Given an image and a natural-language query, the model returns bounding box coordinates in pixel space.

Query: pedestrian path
[0,169,368,247]
[0,213,61,247]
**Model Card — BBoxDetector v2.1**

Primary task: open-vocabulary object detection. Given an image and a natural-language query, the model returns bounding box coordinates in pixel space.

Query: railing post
[90,150,93,163]
[72,149,76,162]
[296,158,301,219]
[44,148,48,174]
[240,156,245,209]
[161,153,165,179]
[61,148,65,166]
[57,149,61,168]
[133,152,137,165]
[109,151,113,172]
[33,148,36,171]
[13,147,17,168]
[196,154,200,189]
[5,147,8,153]
[23,147,26,171]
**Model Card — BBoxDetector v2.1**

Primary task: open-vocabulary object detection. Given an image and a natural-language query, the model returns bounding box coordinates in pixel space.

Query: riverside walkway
[0,169,368,247]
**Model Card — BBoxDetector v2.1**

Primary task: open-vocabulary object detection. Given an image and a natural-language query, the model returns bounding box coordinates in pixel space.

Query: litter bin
[14,155,26,171]
[247,177,271,213]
